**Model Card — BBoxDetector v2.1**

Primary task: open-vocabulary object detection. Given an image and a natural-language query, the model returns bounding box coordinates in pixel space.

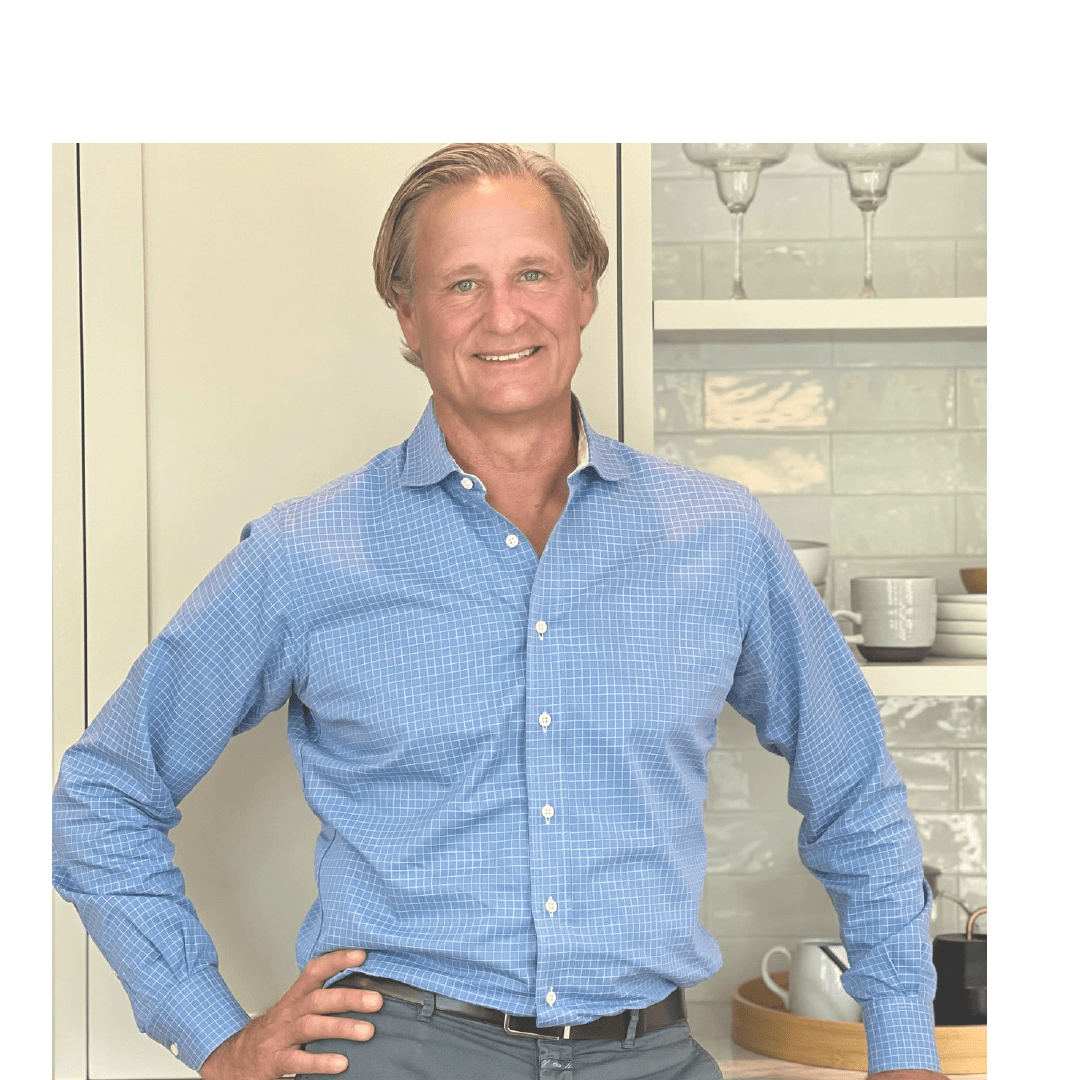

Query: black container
[932,907,987,1026]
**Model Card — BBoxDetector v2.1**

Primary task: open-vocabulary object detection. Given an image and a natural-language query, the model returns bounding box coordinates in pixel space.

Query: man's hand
[199,949,382,1079]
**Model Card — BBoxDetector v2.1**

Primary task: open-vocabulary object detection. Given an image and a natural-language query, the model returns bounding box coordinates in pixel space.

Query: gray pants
[299,992,724,1079]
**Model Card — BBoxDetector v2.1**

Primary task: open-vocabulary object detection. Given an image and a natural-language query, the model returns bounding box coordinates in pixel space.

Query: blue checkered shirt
[53,399,939,1073]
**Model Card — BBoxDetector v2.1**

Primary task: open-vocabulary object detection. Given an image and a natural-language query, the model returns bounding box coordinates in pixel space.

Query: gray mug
[832,576,936,663]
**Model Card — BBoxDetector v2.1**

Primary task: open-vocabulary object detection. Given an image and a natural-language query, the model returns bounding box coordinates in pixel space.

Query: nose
[480,279,527,337]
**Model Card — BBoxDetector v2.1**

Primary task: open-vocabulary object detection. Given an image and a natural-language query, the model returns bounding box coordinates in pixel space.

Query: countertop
[686,1002,987,1080]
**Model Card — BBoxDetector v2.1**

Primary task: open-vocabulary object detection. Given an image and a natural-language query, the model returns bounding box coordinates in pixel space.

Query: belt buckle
[502,1014,571,1041]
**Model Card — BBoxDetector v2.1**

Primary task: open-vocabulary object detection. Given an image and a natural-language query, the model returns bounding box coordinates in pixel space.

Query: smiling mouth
[475,347,540,362]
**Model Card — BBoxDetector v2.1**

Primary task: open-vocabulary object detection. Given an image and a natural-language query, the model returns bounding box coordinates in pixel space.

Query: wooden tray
[732,974,986,1074]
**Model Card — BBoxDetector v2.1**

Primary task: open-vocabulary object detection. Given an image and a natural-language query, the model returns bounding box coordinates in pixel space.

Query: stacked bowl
[789,540,828,600]
[931,593,987,658]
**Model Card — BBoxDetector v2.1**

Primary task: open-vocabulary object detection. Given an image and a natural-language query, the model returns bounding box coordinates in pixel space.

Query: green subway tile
[834,369,954,430]
[830,496,955,556]
[654,371,704,432]
[833,434,975,494]
[877,696,987,747]
[704,370,836,431]
[959,749,987,810]
[957,494,987,555]
[653,244,702,301]
[958,369,987,429]
[891,749,957,811]
[654,433,830,495]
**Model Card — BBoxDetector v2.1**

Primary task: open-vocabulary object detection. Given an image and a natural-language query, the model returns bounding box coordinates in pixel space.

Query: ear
[577,258,597,330]
[394,293,421,353]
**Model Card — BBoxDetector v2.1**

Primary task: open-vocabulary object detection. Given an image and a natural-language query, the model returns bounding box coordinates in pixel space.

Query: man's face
[396,175,596,427]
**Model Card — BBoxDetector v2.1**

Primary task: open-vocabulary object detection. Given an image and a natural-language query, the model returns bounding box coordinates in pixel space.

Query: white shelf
[653,297,987,333]
[859,658,986,697]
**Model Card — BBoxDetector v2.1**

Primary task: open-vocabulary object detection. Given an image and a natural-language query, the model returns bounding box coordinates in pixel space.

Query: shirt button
[535,620,547,636]
[541,804,555,822]
[505,534,519,548]
[539,711,552,730]
[545,896,558,915]
[546,989,557,1006]
[169,1043,179,1057]
[460,477,474,490]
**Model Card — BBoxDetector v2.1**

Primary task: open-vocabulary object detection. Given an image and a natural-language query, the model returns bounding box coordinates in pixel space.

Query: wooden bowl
[960,567,987,594]
[731,974,986,1074]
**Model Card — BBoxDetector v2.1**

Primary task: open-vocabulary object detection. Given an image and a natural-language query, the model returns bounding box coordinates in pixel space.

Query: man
[54,145,949,1080]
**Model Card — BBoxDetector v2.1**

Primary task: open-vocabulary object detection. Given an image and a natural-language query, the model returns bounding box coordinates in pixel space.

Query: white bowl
[930,632,987,659]
[938,600,988,621]
[789,540,828,585]
[936,619,988,635]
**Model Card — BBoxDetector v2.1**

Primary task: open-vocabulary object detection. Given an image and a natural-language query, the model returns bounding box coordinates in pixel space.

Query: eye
[454,280,476,293]
[522,270,543,282]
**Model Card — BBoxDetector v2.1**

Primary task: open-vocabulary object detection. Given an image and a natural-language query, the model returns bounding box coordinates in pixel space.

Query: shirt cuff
[861,993,942,1075]
[143,967,253,1071]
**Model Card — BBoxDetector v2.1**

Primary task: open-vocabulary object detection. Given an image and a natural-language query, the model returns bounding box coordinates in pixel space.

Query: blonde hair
[372,144,610,368]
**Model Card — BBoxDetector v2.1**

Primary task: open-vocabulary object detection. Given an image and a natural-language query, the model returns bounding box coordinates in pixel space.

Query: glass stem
[731,211,747,300]
[860,208,877,298]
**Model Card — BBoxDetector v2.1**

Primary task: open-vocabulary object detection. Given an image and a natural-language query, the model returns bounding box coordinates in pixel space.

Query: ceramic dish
[790,540,828,585]
[960,567,987,594]
[930,632,987,659]
[935,619,988,635]
[938,601,988,622]
[937,592,987,603]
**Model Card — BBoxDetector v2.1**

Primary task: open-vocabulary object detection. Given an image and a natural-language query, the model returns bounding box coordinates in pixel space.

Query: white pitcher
[761,939,862,1023]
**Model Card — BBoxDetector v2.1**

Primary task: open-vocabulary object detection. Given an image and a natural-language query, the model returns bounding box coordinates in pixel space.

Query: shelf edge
[653,297,987,332]
[861,661,986,697]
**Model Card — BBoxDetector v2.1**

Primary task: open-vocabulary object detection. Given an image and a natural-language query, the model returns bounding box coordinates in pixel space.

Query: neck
[434,395,579,554]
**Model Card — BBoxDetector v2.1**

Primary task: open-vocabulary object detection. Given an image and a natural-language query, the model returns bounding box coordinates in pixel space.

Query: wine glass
[962,143,987,165]
[814,143,924,298]
[682,144,792,299]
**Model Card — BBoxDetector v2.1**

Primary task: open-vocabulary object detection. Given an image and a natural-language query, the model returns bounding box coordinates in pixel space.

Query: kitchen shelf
[859,658,985,698]
[653,297,987,334]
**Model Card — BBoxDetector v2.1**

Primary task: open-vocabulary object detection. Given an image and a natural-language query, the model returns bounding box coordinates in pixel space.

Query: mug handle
[761,945,791,1008]
[830,609,863,645]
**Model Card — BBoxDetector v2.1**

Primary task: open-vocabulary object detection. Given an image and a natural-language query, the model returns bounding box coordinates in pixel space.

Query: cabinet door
[63,143,627,1078]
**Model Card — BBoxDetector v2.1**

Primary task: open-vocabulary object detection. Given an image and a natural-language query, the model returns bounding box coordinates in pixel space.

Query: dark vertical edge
[616,144,624,443]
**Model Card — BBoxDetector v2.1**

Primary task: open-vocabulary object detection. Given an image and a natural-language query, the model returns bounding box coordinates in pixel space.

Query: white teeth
[477,347,538,362]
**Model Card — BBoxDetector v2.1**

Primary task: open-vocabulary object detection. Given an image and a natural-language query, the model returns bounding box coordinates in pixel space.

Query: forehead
[411,175,571,271]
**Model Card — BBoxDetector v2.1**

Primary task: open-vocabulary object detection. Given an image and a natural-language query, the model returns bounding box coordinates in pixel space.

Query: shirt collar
[401,396,628,488]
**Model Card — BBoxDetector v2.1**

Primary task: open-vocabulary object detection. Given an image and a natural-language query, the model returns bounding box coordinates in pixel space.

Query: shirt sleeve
[52,510,306,1071]
[724,497,941,1076]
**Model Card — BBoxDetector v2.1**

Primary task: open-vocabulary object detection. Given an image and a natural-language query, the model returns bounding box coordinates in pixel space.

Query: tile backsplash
[647,145,988,1008]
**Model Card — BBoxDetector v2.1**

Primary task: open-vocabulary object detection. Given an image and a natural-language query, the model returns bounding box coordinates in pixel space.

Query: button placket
[526,568,568,1014]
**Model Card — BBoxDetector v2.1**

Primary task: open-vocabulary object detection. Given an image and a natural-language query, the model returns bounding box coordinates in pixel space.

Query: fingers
[294,1011,377,1045]
[313,986,383,1015]
[276,1013,376,1077]
[277,1048,352,1076]
[292,949,367,996]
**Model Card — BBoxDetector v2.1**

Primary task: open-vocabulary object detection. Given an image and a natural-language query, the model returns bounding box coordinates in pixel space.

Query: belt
[335,973,686,1042]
